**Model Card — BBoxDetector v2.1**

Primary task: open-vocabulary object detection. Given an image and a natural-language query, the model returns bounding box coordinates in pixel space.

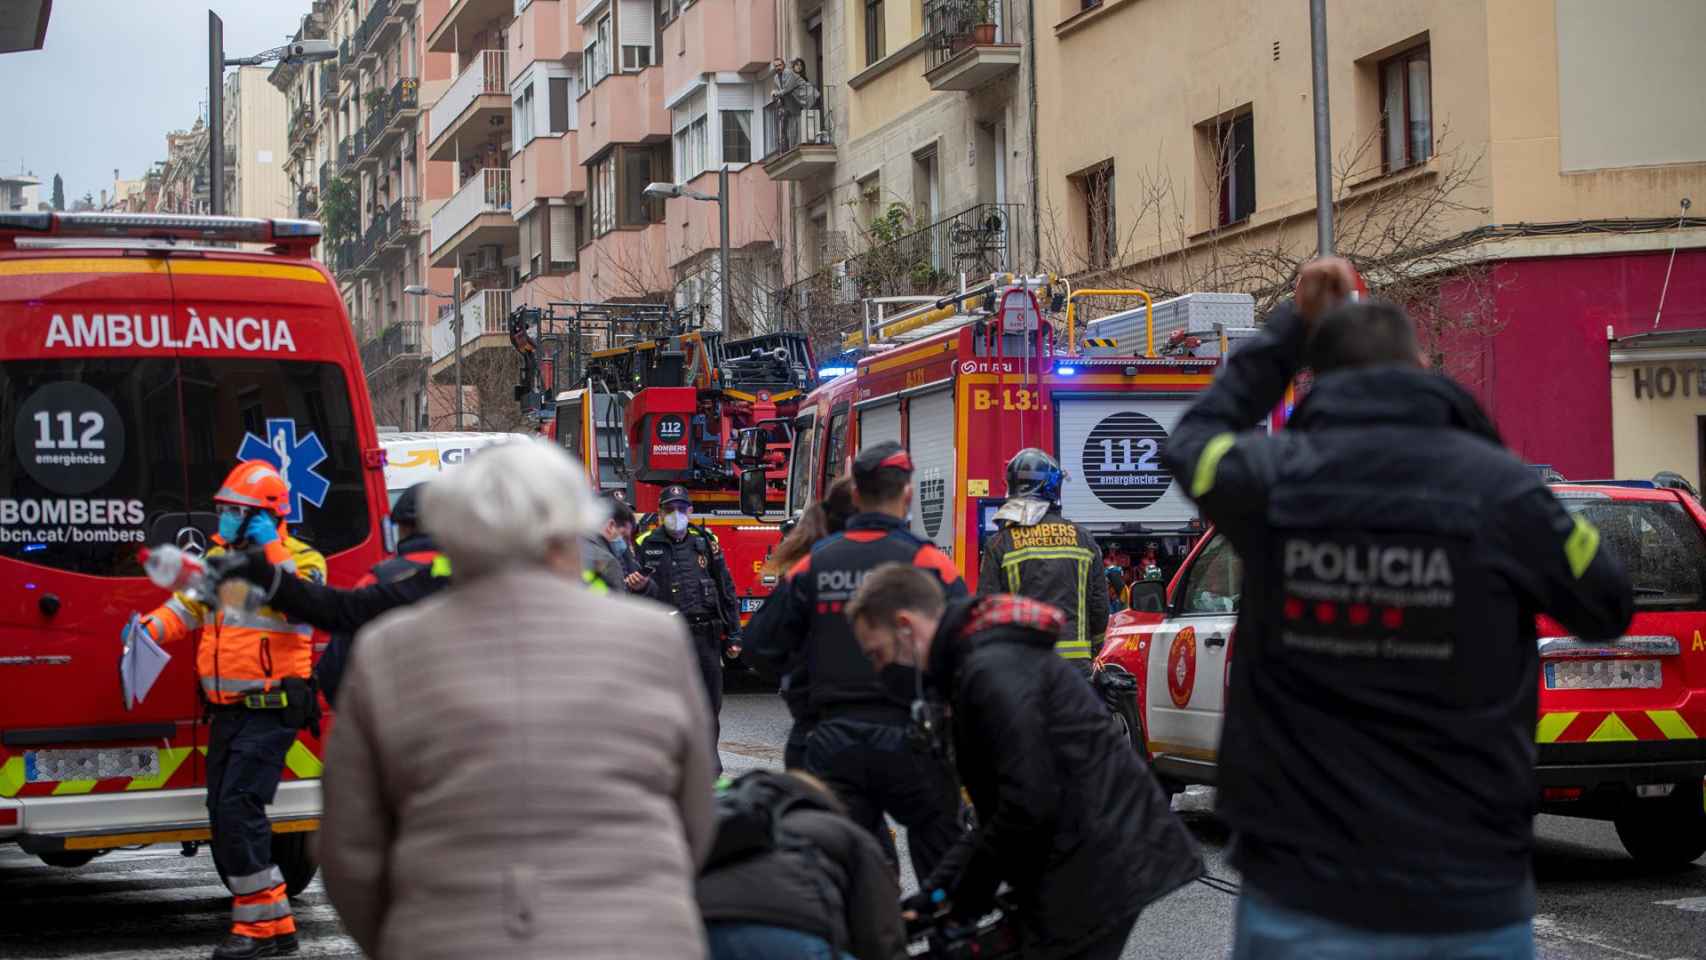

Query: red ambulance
[0,212,389,890]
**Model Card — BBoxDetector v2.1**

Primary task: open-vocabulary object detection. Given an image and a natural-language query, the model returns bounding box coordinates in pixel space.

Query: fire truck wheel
[37,850,98,868]
[1613,783,1706,869]
[274,831,320,898]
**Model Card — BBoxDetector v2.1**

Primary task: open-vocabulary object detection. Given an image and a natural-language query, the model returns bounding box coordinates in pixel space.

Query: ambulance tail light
[1543,787,1584,802]
[0,212,322,255]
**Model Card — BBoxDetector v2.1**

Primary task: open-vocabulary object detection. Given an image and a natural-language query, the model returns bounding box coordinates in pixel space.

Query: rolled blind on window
[716,82,753,111]
[618,0,653,47]
[550,204,576,263]
[549,77,570,132]
[517,209,536,274]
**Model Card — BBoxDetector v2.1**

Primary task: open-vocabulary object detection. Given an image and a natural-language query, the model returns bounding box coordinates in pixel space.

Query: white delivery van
[380,432,529,506]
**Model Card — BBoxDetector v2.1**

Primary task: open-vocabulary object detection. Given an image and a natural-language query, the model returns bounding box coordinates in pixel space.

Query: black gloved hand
[212,548,273,588]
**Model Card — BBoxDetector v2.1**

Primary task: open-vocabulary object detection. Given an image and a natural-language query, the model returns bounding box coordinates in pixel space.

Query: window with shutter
[549,77,571,132]
[550,204,575,266]
[517,209,536,279]
[617,0,653,71]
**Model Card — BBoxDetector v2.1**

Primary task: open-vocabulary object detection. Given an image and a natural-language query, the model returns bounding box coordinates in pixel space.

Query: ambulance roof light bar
[0,211,323,256]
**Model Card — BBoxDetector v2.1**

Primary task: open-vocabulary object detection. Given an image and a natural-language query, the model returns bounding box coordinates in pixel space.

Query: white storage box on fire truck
[1082,292,1255,354]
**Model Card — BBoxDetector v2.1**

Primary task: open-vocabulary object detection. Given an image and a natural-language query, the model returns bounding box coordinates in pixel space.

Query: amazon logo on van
[43,311,298,352]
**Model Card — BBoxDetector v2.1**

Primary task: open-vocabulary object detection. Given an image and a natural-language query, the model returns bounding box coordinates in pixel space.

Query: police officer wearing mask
[633,486,741,767]
[744,442,967,880]
[978,449,1109,672]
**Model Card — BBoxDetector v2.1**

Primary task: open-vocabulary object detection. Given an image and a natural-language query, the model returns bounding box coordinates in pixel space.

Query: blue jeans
[705,923,855,960]
[1233,887,1534,960]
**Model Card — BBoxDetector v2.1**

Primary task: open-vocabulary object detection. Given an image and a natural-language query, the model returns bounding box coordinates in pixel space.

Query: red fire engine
[739,276,1247,587]
[515,303,814,619]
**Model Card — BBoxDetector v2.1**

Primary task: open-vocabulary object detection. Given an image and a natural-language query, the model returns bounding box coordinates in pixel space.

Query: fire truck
[513,302,815,619]
[737,275,1255,588]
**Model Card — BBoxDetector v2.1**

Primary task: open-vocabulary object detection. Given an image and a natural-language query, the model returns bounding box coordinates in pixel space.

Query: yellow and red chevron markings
[1537,708,1703,743]
[0,730,324,799]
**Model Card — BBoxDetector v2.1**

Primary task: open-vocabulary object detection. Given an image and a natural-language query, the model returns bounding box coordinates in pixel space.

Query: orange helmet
[215,460,291,519]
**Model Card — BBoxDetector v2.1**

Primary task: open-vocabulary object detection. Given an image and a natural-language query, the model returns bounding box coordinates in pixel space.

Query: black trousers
[689,622,724,773]
[804,716,962,882]
[205,709,297,885]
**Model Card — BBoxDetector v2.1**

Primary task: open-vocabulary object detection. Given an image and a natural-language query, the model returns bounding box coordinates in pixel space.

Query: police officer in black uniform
[744,441,967,880]
[634,485,742,769]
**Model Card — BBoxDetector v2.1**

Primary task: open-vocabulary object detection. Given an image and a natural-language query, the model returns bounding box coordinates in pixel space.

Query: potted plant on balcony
[971,0,997,44]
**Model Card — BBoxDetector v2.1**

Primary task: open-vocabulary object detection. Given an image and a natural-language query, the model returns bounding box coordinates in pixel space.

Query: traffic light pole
[209,12,224,215]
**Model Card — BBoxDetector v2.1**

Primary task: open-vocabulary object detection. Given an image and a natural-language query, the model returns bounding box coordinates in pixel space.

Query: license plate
[25,747,160,783]
[1544,659,1662,690]
[740,597,765,613]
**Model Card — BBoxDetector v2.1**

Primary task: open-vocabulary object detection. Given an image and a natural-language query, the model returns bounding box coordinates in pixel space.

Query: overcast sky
[0,0,311,204]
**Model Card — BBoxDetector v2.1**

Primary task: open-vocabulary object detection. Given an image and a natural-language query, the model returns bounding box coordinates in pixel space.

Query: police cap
[851,441,914,483]
[391,482,427,526]
[659,484,693,507]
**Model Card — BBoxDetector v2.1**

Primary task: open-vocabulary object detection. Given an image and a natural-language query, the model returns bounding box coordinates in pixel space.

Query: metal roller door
[858,400,902,451]
[1056,396,1196,529]
[905,388,956,552]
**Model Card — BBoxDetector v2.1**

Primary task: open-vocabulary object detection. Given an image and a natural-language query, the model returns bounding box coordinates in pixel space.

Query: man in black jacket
[744,441,966,880]
[847,565,1202,960]
[1160,257,1633,958]
[978,448,1109,668]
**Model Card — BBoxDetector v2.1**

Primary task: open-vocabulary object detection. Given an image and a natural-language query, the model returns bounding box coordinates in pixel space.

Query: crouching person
[846,564,1204,960]
[698,770,907,960]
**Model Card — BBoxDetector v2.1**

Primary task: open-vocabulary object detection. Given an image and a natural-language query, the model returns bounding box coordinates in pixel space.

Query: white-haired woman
[319,439,716,960]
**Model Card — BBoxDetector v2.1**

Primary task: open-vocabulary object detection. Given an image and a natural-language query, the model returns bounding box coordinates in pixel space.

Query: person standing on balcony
[771,58,820,150]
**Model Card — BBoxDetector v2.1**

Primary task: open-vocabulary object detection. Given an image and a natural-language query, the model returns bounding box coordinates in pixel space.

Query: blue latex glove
[244,513,280,546]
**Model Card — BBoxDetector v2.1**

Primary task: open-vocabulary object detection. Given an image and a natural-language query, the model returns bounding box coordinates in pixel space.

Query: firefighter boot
[210,931,298,959]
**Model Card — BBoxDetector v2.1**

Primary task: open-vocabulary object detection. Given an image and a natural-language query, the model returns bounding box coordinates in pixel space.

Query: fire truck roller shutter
[904,388,956,552]
[1056,396,1199,529]
[858,400,902,451]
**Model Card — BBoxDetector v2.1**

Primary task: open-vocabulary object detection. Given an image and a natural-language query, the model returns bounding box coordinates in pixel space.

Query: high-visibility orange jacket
[142,536,327,705]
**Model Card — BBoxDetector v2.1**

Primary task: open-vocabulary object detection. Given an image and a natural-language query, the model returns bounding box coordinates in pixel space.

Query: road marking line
[1655,896,1706,912]
[1533,914,1663,959]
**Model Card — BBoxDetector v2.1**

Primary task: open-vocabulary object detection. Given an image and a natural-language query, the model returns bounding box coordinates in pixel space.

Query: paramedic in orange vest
[136,460,327,960]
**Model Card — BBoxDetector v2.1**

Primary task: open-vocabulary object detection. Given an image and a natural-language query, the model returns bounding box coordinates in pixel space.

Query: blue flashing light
[21,544,46,554]
[1056,365,1077,377]
[818,366,855,378]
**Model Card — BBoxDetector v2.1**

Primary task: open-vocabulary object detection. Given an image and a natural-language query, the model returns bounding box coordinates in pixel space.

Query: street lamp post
[207,11,336,216]
[405,278,465,430]
[644,168,732,332]
[1308,0,1335,255]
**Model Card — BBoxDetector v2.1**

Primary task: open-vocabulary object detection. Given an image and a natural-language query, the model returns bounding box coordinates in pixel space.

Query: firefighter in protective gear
[634,485,741,770]
[977,448,1109,669]
[135,460,326,960]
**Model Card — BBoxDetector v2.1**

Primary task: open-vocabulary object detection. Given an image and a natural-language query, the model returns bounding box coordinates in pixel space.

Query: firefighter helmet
[1006,448,1064,502]
[214,460,292,519]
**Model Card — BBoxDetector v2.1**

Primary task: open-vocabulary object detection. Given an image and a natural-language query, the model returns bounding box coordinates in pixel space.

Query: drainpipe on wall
[1025,0,1040,273]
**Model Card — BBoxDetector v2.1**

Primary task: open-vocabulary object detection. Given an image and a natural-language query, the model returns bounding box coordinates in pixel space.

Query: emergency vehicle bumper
[0,780,320,853]
[1536,741,1706,816]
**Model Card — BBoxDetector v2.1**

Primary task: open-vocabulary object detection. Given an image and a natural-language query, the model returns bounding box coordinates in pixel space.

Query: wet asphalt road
[2,685,1702,959]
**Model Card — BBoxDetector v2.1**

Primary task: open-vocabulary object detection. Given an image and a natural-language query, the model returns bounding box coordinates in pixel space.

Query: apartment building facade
[274,0,456,432]
[1034,0,1706,485]
[767,0,1034,346]
[412,0,787,430]
[221,66,293,220]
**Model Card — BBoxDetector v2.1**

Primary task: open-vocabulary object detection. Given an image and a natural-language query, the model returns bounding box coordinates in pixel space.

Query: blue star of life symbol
[236,418,330,524]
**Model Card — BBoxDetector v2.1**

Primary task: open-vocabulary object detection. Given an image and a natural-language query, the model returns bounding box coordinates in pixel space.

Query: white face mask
[664,511,690,535]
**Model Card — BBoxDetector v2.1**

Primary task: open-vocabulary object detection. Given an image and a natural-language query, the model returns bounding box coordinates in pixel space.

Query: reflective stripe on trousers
[232,882,295,938]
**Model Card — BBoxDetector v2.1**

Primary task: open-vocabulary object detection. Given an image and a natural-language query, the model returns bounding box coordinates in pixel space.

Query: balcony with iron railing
[318,65,338,106]
[338,38,350,67]
[319,161,331,195]
[427,50,507,161]
[777,203,1024,342]
[383,197,421,248]
[338,136,356,172]
[295,187,319,220]
[761,87,836,182]
[287,103,314,151]
[430,287,514,365]
[429,168,512,266]
[333,240,359,275]
[923,0,1021,91]
[359,97,391,165]
[362,319,426,378]
[358,0,393,56]
[373,78,419,153]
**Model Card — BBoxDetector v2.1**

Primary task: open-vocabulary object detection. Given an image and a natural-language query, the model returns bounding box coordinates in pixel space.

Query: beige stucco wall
[234,67,292,219]
[1611,359,1706,490]
[1553,0,1706,174]
[1029,0,1704,281]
